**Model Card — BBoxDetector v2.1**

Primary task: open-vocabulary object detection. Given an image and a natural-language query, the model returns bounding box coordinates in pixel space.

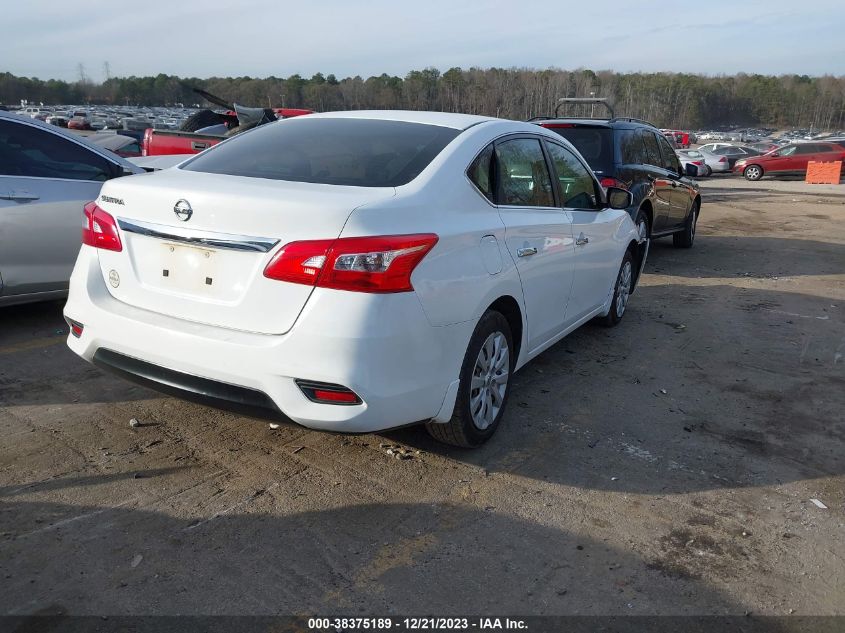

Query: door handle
[0,190,40,201]
[516,247,538,258]
[576,233,589,246]
[191,141,210,151]
[670,180,678,188]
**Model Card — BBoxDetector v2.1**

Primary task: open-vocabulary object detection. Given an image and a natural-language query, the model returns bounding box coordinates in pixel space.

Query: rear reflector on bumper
[65,317,84,338]
[295,380,362,405]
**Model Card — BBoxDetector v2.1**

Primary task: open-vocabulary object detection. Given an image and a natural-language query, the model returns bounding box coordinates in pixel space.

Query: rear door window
[642,132,662,168]
[545,141,598,209]
[0,119,116,181]
[494,138,555,208]
[467,143,494,202]
[619,129,647,165]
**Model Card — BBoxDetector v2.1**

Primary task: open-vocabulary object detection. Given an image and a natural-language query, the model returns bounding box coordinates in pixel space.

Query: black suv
[533,116,701,248]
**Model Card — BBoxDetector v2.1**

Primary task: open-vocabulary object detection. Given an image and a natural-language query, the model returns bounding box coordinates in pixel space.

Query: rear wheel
[425,310,513,447]
[743,165,764,181]
[673,199,699,248]
[703,165,712,177]
[599,250,634,327]
[634,210,650,244]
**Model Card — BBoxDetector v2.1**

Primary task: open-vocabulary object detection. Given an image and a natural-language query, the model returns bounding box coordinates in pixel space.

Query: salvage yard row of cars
[0,104,796,450]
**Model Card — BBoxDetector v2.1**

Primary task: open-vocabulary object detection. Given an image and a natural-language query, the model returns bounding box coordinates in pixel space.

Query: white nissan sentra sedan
[64,111,646,447]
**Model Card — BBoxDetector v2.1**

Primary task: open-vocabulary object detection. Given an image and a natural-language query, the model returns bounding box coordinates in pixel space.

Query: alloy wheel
[637,219,648,244]
[745,166,762,180]
[615,260,633,318]
[469,332,510,430]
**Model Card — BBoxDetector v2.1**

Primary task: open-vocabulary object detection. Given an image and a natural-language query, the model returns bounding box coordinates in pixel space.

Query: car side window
[795,145,817,155]
[656,135,681,173]
[642,132,662,168]
[0,119,116,181]
[494,138,555,207]
[545,142,598,209]
[467,143,494,202]
[619,129,646,164]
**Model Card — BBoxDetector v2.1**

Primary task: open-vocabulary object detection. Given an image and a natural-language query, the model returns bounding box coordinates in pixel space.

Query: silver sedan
[0,112,143,306]
[678,149,731,175]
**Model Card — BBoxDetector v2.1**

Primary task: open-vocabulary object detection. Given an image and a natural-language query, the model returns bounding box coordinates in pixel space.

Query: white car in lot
[65,111,645,446]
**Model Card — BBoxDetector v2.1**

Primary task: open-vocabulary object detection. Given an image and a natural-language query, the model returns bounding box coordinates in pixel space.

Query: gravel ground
[0,182,843,617]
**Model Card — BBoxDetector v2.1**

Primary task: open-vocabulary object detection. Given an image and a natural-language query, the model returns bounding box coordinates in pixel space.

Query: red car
[734,142,845,180]
[67,112,91,130]
[662,130,690,149]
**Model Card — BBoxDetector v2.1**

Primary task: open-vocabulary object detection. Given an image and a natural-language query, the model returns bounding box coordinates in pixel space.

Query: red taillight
[263,234,438,293]
[718,156,728,163]
[82,202,122,252]
[692,161,703,166]
[600,177,626,189]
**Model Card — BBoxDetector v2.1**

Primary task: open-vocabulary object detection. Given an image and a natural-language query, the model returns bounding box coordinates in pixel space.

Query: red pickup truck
[141,106,313,156]
[662,130,690,149]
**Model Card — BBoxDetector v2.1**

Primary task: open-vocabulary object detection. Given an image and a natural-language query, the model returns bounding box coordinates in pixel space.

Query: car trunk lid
[94,169,395,334]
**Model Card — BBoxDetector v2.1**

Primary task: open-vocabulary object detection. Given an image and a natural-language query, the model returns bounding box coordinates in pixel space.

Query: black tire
[425,310,514,448]
[599,249,634,327]
[181,109,226,132]
[703,165,712,177]
[743,164,764,181]
[673,199,699,248]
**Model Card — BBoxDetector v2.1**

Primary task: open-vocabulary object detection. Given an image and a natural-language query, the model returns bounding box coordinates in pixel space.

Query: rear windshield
[182,118,461,187]
[544,126,613,174]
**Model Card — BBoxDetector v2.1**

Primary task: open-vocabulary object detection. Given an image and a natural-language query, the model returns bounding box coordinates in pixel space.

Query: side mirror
[606,186,633,210]
[771,152,779,157]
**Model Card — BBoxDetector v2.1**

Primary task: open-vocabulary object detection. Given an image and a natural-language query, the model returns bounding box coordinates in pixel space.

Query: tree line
[2,68,844,130]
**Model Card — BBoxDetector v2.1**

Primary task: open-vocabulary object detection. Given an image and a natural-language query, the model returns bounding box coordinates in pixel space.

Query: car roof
[536,118,612,128]
[533,117,657,130]
[303,110,498,130]
[0,110,141,172]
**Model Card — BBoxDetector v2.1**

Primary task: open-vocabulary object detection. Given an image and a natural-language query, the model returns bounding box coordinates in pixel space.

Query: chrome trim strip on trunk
[116,218,279,253]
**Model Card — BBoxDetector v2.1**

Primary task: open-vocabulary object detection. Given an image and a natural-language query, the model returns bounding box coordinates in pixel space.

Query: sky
[3,0,843,82]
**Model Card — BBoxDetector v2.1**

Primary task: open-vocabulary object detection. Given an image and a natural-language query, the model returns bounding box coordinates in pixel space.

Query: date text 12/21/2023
[307,617,528,631]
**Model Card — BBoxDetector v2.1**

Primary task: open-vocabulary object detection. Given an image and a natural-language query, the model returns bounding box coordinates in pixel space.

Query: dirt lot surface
[1,180,843,618]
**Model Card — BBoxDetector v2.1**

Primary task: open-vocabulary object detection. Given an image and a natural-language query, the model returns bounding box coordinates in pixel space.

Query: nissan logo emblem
[174,199,193,222]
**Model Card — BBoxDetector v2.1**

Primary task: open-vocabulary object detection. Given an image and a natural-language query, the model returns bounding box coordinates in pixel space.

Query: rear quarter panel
[338,121,528,347]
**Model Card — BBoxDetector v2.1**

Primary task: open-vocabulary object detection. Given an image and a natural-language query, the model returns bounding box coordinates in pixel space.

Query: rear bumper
[64,247,473,433]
